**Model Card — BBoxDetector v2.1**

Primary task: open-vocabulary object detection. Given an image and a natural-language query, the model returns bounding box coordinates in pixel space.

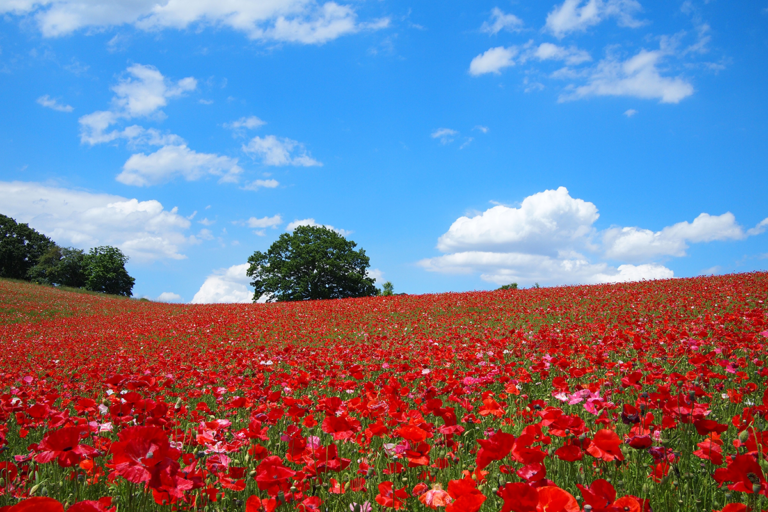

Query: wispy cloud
[37,95,73,113]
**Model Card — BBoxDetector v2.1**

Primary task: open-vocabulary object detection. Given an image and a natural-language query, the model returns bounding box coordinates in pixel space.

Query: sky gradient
[1,0,767,302]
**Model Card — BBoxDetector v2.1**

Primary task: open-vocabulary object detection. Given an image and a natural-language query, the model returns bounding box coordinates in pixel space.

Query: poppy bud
[584,505,593,512]
[747,472,760,485]
[739,430,749,443]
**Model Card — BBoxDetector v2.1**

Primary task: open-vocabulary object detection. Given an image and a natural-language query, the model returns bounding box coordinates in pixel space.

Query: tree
[247,225,377,302]
[498,283,518,291]
[0,214,55,280]
[83,246,135,297]
[27,246,87,287]
[379,281,394,296]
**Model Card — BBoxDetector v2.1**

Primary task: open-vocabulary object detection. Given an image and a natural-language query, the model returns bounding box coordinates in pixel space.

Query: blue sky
[1,0,767,302]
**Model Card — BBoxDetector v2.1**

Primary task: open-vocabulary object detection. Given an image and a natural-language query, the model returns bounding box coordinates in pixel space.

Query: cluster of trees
[0,214,135,297]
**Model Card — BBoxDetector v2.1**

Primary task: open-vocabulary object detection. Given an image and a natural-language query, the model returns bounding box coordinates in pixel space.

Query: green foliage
[83,246,135,297]
[27,246,87,287]
[498,282,518,290]
[0,214,55,280]
[247,225,378,302]
[379,281,394,296]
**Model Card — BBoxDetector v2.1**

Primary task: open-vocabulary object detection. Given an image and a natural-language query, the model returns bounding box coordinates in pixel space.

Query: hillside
[0,273,767,511]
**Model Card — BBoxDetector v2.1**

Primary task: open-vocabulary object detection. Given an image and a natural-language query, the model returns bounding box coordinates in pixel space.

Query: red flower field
[0,273,767,511]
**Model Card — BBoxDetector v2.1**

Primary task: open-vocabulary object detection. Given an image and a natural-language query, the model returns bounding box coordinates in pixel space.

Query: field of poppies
[0,273,767,512]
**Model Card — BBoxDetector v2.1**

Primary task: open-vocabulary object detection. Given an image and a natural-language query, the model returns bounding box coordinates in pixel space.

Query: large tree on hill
[247,225,378,302]
[83,246,135,297]
[0,214,55,280]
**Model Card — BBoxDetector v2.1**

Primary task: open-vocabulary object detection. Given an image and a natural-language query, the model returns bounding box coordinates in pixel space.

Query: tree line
[0,214,135,297]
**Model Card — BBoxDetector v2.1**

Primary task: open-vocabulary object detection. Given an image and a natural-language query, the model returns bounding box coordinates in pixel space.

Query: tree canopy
[247,225,377,302]
[0,214,56,279]
[83,246,135,297]
[27,246,87,288]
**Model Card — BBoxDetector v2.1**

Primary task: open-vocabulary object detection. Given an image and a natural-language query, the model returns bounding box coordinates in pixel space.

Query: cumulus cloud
[545,0,643,38]
[624,109,638,117]
[243,135,322,167]
[420,251,673,286]
[481,7,523,35]
[431,128,459,145]
[419,187,766,287]
[0,181,195,262]
[560,49,694,103]
[436,187,599,255]
[469,46,517,76]
[37,95,74,112]
[603,212,765,262]
[2,0,389,43]
[118,144,243,186]
[157,292,182,302]
[79,64,196,145]
[192,263,253,304]
[286,218,351,237]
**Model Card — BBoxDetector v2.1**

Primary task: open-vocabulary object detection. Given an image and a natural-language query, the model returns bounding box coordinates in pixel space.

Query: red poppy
[35,427,98,468]
[498,482,538,512]
[586,430,624,462]
[445,478,486,512]
[254,456,296,496]
[476,430,515,470]
[536,486,579,512]
[5,497,64,512]
[577,479,615,510]
[713,454,765,493]
[375,481,409,509]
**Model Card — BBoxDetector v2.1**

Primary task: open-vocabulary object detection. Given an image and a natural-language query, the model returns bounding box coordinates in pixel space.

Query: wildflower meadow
[0,273,766,512]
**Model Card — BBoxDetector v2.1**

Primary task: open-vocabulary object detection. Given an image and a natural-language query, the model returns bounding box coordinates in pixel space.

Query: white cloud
[419,251,673,286]
[1,0,388,43]
[469,46,517,76]
[624,108,638,117]
[561,49,694,103]
[431,128,459,145]
[0,181,194,262]
[225,115,266,132]
[474,125,489,133]
[603,212,759,262]
[157,292,182,302]
[367,268,384,284]
[418,187,765,287]
[242,179,279,191]
[79,64,196,145]
[545,0,643,38]
[192,263,253,304]
[247,215,282,229]
[286,218,351,236]
[436,187,599,254]
[37,95,73,112]
[747,218,768,237]
[118,144,243,186]
[243,135,321,166]
[481,7,523,35]
[533,42,591,65]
